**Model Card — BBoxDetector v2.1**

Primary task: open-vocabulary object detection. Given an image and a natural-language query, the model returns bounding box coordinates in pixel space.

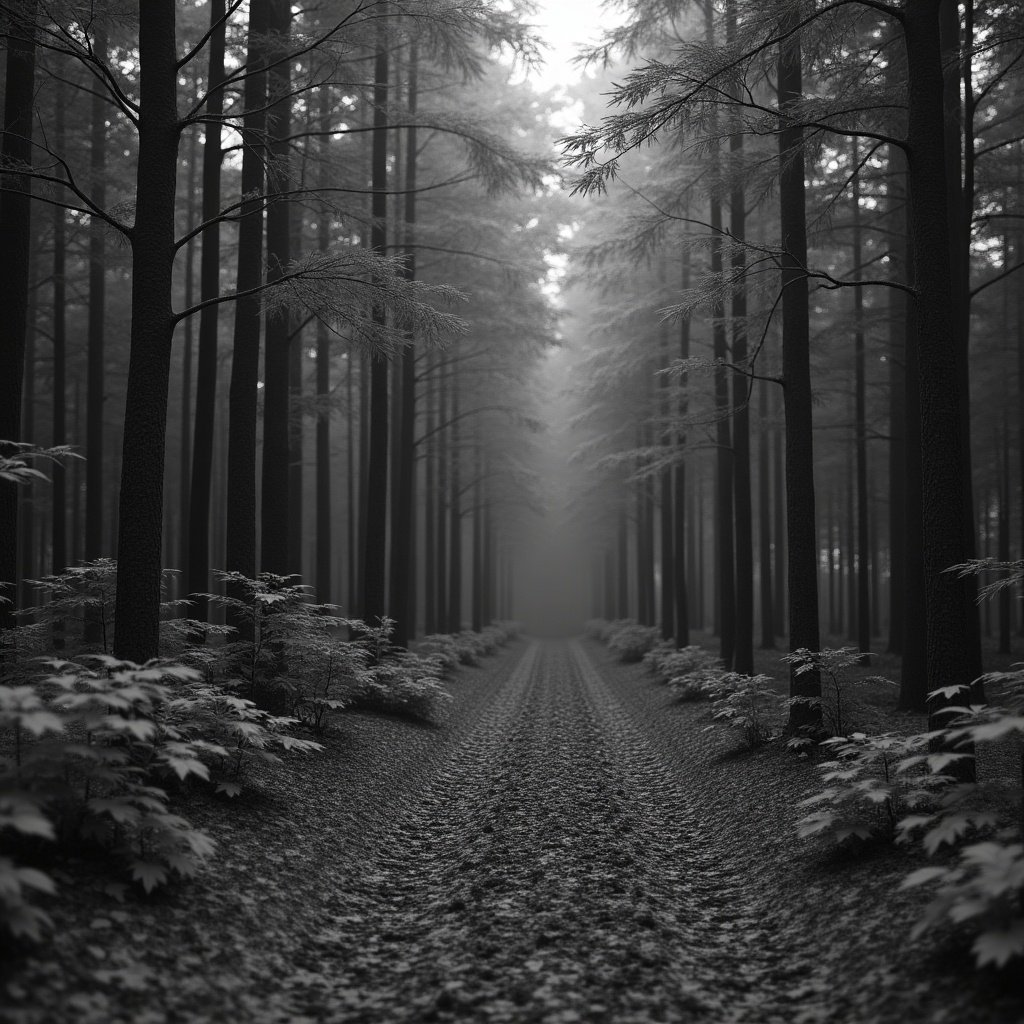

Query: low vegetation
[586,594,1024,971]
[0,562,521,947]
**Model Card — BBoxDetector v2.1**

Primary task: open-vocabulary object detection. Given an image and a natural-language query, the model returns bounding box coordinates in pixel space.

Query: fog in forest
[513,348,592,636]
[2,0,1024,1020]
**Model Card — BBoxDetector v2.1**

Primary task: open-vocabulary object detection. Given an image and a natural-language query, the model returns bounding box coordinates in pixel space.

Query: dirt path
[261,639,816,1024]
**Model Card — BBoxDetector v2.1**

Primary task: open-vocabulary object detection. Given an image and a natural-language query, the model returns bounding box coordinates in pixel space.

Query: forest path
[275,639,810,1024]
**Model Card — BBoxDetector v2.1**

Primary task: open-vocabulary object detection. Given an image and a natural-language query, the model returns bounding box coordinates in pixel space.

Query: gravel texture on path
[4,637,1022,1024]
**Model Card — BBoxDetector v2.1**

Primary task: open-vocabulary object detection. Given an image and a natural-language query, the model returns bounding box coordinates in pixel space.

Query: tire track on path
[269,639,822,1024]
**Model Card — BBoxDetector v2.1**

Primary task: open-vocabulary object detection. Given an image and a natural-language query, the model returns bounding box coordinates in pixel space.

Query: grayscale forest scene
[1,0,1023,1021]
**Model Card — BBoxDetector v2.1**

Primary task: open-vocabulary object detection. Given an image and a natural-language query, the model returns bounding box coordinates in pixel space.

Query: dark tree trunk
[51,82,67,576]
[447,367,462,632]
[260,0,294,577]
[435,375,448,629]
[186,0,225,618]
[887,143,907,655]
[390,44,418,646]
[900,233,928,710]
[424,355,437,634]
[471,449,483,633]
[852,142,871,659]
[758,382,774,648]
[315,90,333,604]
[674,239,691,647]
[999,420,1011,654]
[347,351,357,610]
[0,0,38,625]
[903,0,980,734]
[178,122,199,594]
[617,502,628,619]
[113,1,181,662]
[226,0,270,596]
[362,14,390,624]
[727,0,753,673]
[939,0,984,685]
[85,23,108,564]
[778,17,822,731]
[772,386,786,636]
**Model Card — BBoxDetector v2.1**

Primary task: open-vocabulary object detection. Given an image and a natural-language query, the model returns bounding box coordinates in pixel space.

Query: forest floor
[3,637,1023,1024]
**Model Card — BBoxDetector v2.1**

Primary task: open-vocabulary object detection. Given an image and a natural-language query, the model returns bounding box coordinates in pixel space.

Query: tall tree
[362,6,391,625]
[0,0,39,627]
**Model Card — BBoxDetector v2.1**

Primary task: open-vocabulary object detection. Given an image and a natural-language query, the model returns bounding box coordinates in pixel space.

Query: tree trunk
[772,385,786,636]
[903,0,980,735]
[390,44,419,646]
[362,12,390,624]
[674,239,691,647]
[85,23,108,564]
[226,0,271,597]
[447,366,462,632]
[940,0,984,685]
[178,120,199,594]
[886,142,907,655]
[852,140,871,659]
[758,382,774,648]
[728,0,753,673]
[51,80,67,576]
[0,0,38,625]
[315,90,333,604]
[424,355,437,634]
[778,16,822,732]
[260,0,294,577]
[112,1,181,662]
[186,0,225,619]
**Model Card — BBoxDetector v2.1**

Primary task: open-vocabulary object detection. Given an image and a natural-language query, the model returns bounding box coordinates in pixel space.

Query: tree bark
[362,11,391,624]
[778,16,822,731]
[226,0,271,596]
[260,0,294,577]
[728,0,753,673]
[447,365,462,632]
[0,0,38,625]
[758,382,774,648]
[85,23,108,564]
[186,0,226,619]
[390,43,419,646]
[903,0,980,733]
[852,140,871,659]
[113,1,181,662]
[315,88,333,604]
[51,80,67,576]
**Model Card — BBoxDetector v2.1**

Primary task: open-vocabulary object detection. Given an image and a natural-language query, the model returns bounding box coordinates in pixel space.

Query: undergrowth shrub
[795,732,944,844]
[707,673,781,748]
[796,649,1024,968]
[784,647,897,742]
[347,619,452,722]
[898,670,1024,967]
[643,644,726,701]
[0,656,322,941]
[607,624,661,663]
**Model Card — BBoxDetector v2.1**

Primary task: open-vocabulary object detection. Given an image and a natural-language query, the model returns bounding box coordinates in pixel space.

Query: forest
[1,0,1023,1021]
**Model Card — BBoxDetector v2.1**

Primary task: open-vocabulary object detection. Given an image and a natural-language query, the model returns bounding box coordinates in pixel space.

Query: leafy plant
[707,673,782,749]
[783,647,896,741]
[607,623,661,663]
[349,654,452,722]
[0,442,80,486]
[894,673,1024,967]
[796,732,949,844]
[903,839,1024,968]
[0,653,325,941]
[1,559,186,661]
